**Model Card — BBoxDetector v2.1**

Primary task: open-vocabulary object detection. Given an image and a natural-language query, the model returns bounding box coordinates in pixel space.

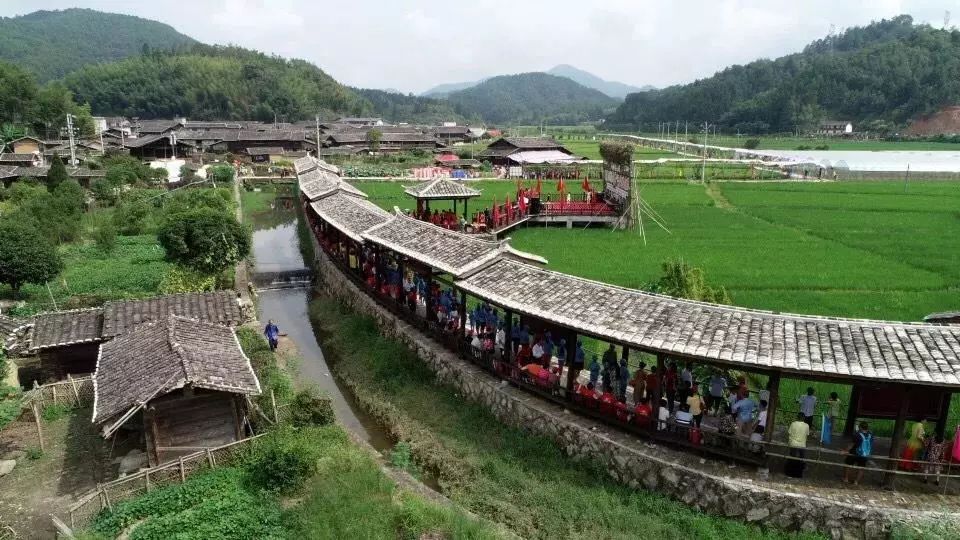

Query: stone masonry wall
[310,244,952,540]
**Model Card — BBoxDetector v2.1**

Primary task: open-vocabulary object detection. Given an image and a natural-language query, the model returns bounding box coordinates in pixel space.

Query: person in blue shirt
[510,323,522,353]
[264,319,280,352]
[556,338,567,371]
[542,333,554,367]
[518,325,530,348]
[588,355,601,386]
[732,394,757,435]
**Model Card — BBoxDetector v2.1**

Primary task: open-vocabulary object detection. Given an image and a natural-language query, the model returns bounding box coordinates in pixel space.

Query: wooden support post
[145,471,151,492]
[844,385,862,437]
[52,385,58,406]
[764,372,781,443]
[270,389,279,424]
[935,392,952,438]
[179,456,187,483]
[67,374,81,406]
[425,272,434,324]
[884,387,911,489]
[32,403,45,452]
[459,290,468,340]
[505,310,514,365]
[564,330,578,399]
[102,486,112,511]
[206,448,215,467]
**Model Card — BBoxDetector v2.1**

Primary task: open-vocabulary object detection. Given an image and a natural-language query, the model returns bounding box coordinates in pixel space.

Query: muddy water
[247,198,391,450]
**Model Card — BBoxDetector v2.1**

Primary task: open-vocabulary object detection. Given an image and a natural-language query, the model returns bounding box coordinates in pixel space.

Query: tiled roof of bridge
[403,178,481,200]
[456,258,960,387]
[299,167,366,201]
[362,211,544,277]
[310,193,392,243]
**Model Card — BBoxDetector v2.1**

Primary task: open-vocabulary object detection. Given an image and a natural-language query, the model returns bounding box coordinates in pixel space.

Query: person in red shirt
[645,368,660,401]
[578,381,597,401]
[736,375,749,400]
[634,396,653,428]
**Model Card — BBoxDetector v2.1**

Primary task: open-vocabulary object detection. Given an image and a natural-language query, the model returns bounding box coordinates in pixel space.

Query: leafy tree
[112,191,154,235]
[743,138,761,149]
[93,221,117,253]
[162,187,233,220]
[46,155,69,191]
[157,208,250,274]
[91,176,123,205]
[646,259,731,304]
[366,129,382,153]
[0,219,63,296]
[6,180,82,244]
[207,165,235,186]
[0,123,24,150]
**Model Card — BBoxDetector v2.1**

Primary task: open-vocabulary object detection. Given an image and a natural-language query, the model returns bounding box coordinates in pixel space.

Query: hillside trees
[606,16,960,132]
[65,45,371,121]
[0,61,93,138]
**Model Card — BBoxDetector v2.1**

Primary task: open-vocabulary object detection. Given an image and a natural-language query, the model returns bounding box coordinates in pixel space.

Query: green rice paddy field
[357,179,959,322]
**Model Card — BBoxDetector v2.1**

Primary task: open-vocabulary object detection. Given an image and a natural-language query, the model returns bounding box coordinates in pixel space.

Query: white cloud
[2,0,953,93]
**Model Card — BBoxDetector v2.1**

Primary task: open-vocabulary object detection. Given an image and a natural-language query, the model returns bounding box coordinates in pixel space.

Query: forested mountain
[0,8,196,82]
[444,73,618,125]
[352,88,464,124]
[546,65,652,98]
[606,16,960,133]
[64,45,370,121]
[421,80,482,98]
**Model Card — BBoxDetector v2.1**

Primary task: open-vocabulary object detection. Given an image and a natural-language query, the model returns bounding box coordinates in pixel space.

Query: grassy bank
[81,426,498,540]
[309,295,822,540]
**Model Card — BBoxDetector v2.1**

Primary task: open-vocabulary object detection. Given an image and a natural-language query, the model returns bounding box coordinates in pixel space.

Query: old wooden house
[92,315,261,465]
[476,137,576,166]
[18,291,244,385]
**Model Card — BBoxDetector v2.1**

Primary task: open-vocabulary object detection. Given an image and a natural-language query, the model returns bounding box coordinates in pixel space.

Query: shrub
[93,222,117,253]
[743,138,761,149]
[389,441,413,471]
[0,218,63,296]
[289,387,335,427]
[247,427,321,493]
[112,195,153,235]
[41,403,73,422]
[157,208,250,274]
[25,447,42,460]
[0,381,22,430]
[158,266,216,294]
[814,144,830,150]
[796,144,812,150]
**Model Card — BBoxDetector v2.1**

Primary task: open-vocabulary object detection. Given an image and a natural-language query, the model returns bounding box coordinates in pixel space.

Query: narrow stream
[247,195,392,451]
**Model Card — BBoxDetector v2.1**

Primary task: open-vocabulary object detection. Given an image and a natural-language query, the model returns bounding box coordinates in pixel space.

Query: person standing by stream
[265,319,280,351]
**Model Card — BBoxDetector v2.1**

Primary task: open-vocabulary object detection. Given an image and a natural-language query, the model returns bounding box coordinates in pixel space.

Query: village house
[817,120,854,136]
[124,133,195,160]
[7,136,43,154]
[91,315,260,465]
[0,152,42,168]
[477,136,577,166]
[336,117,384,128]
[245,146,288,163]
[323,131,445,153]
[14,291,245,384]
[433,125,474,144]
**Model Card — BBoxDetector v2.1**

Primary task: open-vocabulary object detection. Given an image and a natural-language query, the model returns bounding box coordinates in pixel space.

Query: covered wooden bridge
[296,157,960,490]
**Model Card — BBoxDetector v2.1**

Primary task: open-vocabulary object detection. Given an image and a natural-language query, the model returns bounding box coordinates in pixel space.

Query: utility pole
[65,114,77,166]
[315,114,321,158]
[701,122,708,184]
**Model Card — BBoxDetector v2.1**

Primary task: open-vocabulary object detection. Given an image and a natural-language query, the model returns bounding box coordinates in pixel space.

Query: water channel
[247,193,391,450]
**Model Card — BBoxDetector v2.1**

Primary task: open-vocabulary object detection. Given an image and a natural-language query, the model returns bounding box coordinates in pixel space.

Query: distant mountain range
[0,8,196,82]
[421,65,653,99]
[443,72,619,125]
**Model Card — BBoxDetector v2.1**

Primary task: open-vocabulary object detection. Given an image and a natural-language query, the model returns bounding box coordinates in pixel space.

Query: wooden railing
[53,433,266,536]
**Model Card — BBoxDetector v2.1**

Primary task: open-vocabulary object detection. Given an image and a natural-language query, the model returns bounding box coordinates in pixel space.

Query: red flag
[535,176,542,196]
[581,176,591,192]
[556,177,565,195]
[492,196,499,225]
[518,192,527,214]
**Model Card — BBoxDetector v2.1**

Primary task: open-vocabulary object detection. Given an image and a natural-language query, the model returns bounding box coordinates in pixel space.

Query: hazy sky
[4,0,955,93]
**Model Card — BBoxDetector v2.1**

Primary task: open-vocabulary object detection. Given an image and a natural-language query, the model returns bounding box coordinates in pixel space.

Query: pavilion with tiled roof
[403,177,481,219]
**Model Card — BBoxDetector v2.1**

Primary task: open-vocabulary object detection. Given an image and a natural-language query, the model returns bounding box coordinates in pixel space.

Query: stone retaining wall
[311,246,950,540]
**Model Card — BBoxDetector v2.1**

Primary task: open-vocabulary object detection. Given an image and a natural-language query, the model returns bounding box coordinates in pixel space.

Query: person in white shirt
[495,325,506,357]
[657,397,670,430]
[531,340,544,361]
[797,387,817,430]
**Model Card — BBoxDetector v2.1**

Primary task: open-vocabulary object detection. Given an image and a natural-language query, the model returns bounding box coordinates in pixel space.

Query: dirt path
[704,182,734,209]
[0,410,113,538]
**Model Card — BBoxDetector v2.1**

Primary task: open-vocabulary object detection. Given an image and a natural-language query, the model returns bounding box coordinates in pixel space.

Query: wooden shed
[92,315,261,465]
